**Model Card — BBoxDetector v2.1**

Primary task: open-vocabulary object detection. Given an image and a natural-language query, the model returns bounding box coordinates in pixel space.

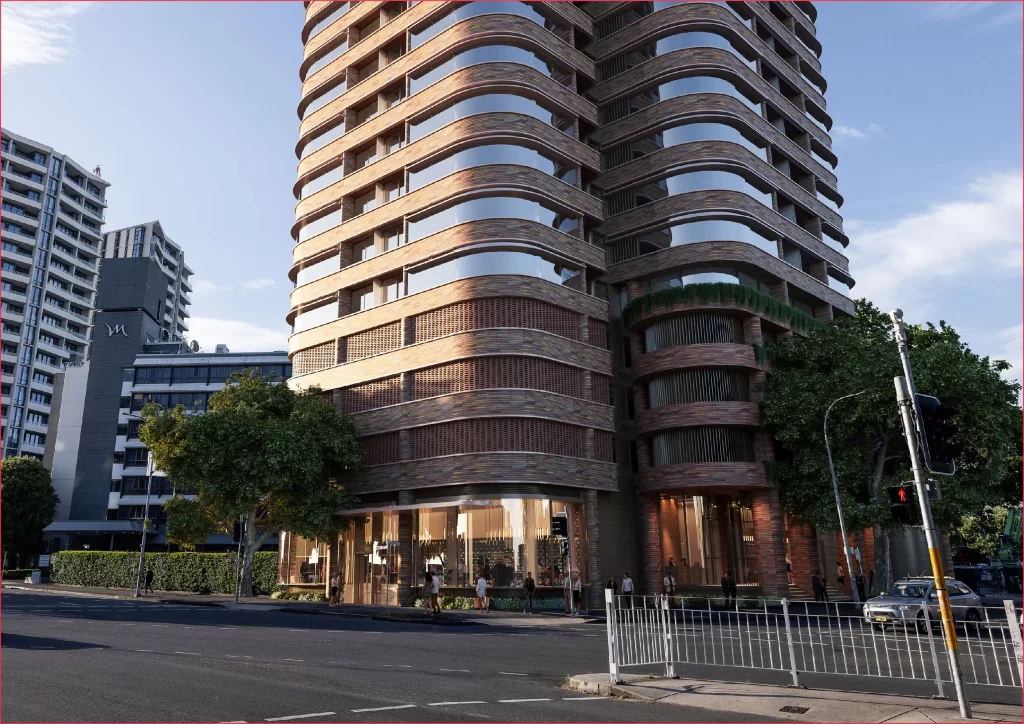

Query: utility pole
[134,452,155,598]
[890,309,971,718]
[824,391,866,603]
[234,515,245,603]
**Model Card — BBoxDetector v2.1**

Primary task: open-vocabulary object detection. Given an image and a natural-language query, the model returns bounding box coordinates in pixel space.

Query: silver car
[863,577,984,632]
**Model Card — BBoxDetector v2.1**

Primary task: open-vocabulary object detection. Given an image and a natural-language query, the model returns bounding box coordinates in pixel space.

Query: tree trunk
[240,508,258,598]
[873,526,891,594]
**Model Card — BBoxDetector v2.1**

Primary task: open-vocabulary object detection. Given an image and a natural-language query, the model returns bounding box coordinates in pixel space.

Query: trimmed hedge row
[3,568,40,580]
[49,551,278,594]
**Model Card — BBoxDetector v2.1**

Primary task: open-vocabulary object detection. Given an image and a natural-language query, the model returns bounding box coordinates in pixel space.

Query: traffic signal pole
[890,309,971,718]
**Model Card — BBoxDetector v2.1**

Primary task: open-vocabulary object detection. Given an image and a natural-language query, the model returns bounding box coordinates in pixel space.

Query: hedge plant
[622,282,821,334]
[49,551,277,594]
[2,568,39,580]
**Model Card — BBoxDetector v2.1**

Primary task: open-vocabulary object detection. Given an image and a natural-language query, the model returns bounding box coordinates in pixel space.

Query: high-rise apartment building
[282,1,854,604]
[101,221,193,342]
[1,128,109,460]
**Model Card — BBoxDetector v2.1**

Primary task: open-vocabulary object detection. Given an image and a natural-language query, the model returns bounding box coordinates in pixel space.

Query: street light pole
[824,390,866,604]
[134,451,155,598]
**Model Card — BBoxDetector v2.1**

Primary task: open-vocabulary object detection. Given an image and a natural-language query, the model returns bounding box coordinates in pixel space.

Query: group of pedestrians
[811,563,873,602]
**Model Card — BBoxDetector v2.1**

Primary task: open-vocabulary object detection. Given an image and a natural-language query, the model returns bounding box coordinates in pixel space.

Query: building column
[583,489,602,610]
[397,510,414,606]
[787,518,820,592]
[752,488,788,597]
[638,493,663,594]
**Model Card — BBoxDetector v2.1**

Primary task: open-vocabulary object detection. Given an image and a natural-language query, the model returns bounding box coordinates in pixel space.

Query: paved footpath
[3,588,752,723]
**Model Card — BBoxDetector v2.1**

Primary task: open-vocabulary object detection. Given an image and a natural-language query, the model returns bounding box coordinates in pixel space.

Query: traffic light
[888,484,922,525]
[915,394,959,476]
[551,515,568,538]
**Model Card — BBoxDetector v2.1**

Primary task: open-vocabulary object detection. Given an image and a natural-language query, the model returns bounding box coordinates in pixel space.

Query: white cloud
[1,2,93,74]
[846,170,1022,314]
[925,2,995,20]
[832,123,886,141]
[241,278,276,291]
[192,279,231,295]
[187,317,290,354]
[981,324,1023,384]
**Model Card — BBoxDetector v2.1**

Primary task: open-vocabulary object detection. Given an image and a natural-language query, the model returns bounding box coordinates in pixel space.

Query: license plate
[874,616,889,622]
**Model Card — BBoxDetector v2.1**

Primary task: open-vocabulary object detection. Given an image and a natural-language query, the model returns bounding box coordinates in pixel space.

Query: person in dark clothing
[868,569,875,594]
[144,568,154,595]
[607,575,618,596]
[812,571,829,602]
[721,571,736,606]
[855,571,867,602]
[522,571,536,614]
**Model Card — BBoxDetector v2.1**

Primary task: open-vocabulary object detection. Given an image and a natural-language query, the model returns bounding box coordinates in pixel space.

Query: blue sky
[1,1,1021,381]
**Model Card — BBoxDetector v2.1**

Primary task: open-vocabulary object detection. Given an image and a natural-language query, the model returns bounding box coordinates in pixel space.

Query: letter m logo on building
[106,324,129,337]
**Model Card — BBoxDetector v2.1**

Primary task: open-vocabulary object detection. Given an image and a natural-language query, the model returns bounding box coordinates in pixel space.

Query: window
[131,392,171,412]
[299,164,344,199]
[171,366,208,384]
[306,38,349,79]
[381,277,402,303]
[608,218,779,263]
[410,45,569,96]
[300,121,346,160]
[22,431,45,447]
[302,75,347,119]
[353,189,376,216]
[410,2,561,49]
[603,122,766,169]
[354,145,378,170]
[25,411,48,426]
[406,246,582,295]
[383,227,404,251]
[132,226,145,257]
[296,253,340,286]
[643,267,772,295]
[307,2,349,42]
[170,391,207,412]
[408,196,578,242]
[352,237,375,262]
[352,99,378,129]
[124,447,150,467]
[297,208,341,243]
[385,131,404,155]
[209,366,251,384]
[135,366,172,384]
[352,285,375,312]
[605,169,773,216]
[383,87,404,109]
[599,31,755,81]
[294,302,339,333]
[410,93,571,142]
[383,178,404,202]
[409,143,576,191]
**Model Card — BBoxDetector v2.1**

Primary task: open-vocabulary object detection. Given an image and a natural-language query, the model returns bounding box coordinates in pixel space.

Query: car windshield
[888,583,929,598]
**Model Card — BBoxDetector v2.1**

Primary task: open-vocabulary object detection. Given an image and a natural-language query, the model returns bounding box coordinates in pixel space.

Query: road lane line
[152,624,169,627]
[134,649,152,653]
[175,652,202,656]
[427,701,487,706]
[382,664,412,668]
[282,658,304,662]
[562,697,603,701]
[351,705,417,713]
[498,699,550,703]
[498,672,528,676]
[439,668,469,672]
[265,713,336,721]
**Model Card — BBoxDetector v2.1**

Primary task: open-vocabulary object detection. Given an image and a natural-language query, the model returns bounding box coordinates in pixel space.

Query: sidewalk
[567,674,1023,723]
[1,582,604,626]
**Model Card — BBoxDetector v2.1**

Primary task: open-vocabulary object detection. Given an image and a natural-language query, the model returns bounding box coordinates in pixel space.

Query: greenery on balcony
[621,282,821,333]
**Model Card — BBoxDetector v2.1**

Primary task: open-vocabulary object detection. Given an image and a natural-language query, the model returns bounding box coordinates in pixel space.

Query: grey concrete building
[1,128,109,460]
[101,221,193,342]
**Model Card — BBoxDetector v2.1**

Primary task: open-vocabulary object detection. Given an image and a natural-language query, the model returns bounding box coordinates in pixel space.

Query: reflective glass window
[601,31,755,80]
[300,121,346,160]
[297,207,341,243]
[352,285,374,312]
[406,248,581,295]
[628,76,761,115]
[660,169,773,207]
[305,38,349,79]
[408,196,578,242]
[643,267,771,295]
[384,227,404,251]
[410,45,568,96]
[296,253,340,286]
[353,238,375,262]
[307,2,349,42]
[302,76,347,119]
[609,219,778,263]
[300,164,344,199]
[410,2,559,49]
[294,301,338,333]
[409,93,571,142]
[409,144,575,191]
[353,189,376,216]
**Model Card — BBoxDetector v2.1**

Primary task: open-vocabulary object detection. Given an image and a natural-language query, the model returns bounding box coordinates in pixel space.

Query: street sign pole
[234,515,244,603]
[134,454,155,598]
[891,309,971,718]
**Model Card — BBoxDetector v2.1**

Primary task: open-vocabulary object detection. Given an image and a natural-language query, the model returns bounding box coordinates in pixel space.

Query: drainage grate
[779,706,810,714]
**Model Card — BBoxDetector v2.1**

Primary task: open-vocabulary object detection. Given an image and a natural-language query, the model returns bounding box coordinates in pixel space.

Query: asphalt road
[2,590,774,723]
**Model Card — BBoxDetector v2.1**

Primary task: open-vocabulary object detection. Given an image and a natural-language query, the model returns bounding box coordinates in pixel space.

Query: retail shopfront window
[659,494,758,588]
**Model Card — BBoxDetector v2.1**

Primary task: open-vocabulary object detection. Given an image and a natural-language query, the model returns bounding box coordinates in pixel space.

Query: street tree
[163,496,222,551]
[760,300,1021,590]
[141,371,363,595]
[1,457,59,569]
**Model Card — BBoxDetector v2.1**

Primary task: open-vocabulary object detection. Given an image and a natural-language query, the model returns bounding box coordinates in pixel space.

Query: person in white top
[663,573,676,595]
[431,570,441,614]
[621,572,634,608]
[571,573,583,615]
[476,574,488,613]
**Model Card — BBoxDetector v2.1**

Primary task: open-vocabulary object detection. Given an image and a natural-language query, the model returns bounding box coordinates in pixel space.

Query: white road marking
[439,668,469,672]
[288,630,305,633]
[498,672,528,676]
[282,658,304,662]
[134,649,152,653]
[265,712,336,721]
[121,623,136,626]
[509,633,528,636]
[225,655,252,659]
[152,624,169,628]
[562,696,603,701]
[219,627,237,630]
[428,701,487,706]
[351,705,417,713]
[382,664,411,668]
[498,699,550,703]
[175,652,202,656]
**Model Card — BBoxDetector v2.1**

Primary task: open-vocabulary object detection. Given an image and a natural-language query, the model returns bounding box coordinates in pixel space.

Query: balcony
[2,185,42,209]
[3,168,44,188]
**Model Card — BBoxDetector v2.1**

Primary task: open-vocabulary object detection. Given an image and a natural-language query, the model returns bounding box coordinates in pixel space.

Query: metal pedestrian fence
[604,591,1023,698]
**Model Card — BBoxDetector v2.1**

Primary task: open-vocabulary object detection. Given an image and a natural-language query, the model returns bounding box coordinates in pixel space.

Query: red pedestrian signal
[887,485,922,525]
[898,488,908,503]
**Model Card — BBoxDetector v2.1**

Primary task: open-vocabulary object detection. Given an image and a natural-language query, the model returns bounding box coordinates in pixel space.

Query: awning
[43,521,145,534]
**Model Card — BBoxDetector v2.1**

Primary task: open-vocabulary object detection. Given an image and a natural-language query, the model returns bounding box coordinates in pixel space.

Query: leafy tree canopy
[1,456,59,568]
[141,371,363,594]
[761,299,1020,536]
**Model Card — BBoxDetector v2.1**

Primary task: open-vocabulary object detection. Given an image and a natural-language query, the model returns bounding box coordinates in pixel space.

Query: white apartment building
[101,221,193,342]
[1,128,109,460]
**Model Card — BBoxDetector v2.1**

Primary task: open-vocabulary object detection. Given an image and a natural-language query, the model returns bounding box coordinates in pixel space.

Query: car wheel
[872,623,884,632]
[966,609,981,623]
[916,612,929,634]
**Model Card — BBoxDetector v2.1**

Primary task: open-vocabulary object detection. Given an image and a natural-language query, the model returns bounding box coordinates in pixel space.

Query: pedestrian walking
[475,573,488,613]
[836,563,846,591]
[522,571,536,614]
[431,569,441,614]
[868,569,875,594]
[855,570,867,602]
[607,575,618,597]
[721,571,736,606]
[667,556,677,581]
[571,572,583,615]
[329,575,339,607]
[812,571,829,602]
[663,572,676,595]
[144,567,154,595]
[423,570,433,612]
[786,556,793,585]
[621,572,634,608]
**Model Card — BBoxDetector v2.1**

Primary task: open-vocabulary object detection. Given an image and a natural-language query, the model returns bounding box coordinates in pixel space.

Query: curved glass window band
[610,218,778,262]
[601,31,756,80]
[409,196,578,242]
[409,144,575,191]
[410,45,569,96]
[294,300,339,333]
[407,249,580,296]
[409,93,573,142]
[628,76,761,116]
[410,2,558,50]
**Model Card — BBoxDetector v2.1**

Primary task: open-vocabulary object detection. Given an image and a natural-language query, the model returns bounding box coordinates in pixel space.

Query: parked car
[862,577,984,633]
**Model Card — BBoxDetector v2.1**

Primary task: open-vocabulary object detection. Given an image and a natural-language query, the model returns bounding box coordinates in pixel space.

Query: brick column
[638,493,663,594]
[787,518,819,593]
[583,489,602,610]
[752,488,788,597]
[397,510,414,606]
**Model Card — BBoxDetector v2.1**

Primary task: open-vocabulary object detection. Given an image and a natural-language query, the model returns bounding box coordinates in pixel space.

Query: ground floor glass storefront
[278,497,591,605]
[659,493,758,587]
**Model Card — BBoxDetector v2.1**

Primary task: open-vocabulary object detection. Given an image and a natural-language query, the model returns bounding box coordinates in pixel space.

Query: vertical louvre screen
[648,369,750,407]
[644,313,744,352]
[651,427,756,466]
